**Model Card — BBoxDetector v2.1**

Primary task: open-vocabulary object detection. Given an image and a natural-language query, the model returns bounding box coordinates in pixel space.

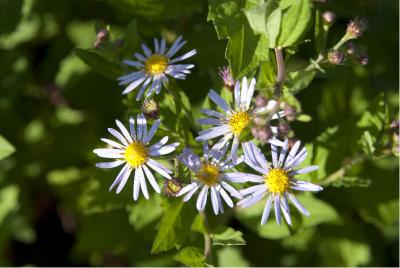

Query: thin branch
[274,47,285,99]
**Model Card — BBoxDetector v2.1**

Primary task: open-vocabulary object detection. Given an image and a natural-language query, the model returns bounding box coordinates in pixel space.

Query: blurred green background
[0,0,398,266]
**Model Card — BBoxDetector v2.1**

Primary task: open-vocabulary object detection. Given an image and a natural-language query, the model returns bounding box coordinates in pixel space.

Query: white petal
[169,49,197,64]
[274,195,281,225]
[280,195,292,225]
[95,160,125,169]
[165,36,184,58]
[123,60,144,68]
[210,133,233,150]
[93,148,124,158]
[220,181,242,199]
[271,144,278,167]
[218,187,234,207]
[278,139,289,167]
[239,77,248,108]
[116,165,132,194]
[108,128,129,146]
[144,119,161,144]
[129,116,136,140]
[122,76,147,95]
[101,138,124,149]
[134,52,147,62]
[146,159,172,179]
[237,190,265,208]
[201,108,224,118]
[149,142,179,156]
[261,196,273,225]
[135,76,152,101]
[133,167,141,200]
[116,119,133,143]
[224,172,264,183]
[291,165,319,175]
[137,166,149,199]
[196,125,231,141]
[196,186,209,211]
[149,136,169,150]
[153,38,160,53]
[178,148,202,172]
[288,193,310,216]
[245,78,256,109]
[285,140,301,166]
[208,89,230,112]
[290,180,323,192]
[234,80,240,109]
[141,43,152,57]
[177,182,197,196]
[137,114,147,142]
[109,164,130,191]
[198,118,222,125]
[211,187,220,215]
[239,184,266,196]
[142,164,161,193]
[160,38,166,54]
[230,137,239,163]
[183,185,200,202]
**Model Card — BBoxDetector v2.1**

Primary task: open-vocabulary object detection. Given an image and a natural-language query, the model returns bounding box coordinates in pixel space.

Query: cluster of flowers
[93,36,322,225]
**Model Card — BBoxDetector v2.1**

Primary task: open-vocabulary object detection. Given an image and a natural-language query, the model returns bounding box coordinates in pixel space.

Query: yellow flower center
[124,142,148,168]
[144,54,168,75]
[197,164,220,186]
[228,111,251,136]
[265,168,290,195]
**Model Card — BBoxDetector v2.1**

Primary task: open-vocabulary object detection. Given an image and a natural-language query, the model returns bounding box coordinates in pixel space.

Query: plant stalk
[274,47,285,99]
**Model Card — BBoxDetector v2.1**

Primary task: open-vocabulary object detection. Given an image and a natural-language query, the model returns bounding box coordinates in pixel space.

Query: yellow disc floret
[144,54,168,75]
[197,164,220,186]
[124,141,148,168]
[228,111,251,136]
[265,168,290,195]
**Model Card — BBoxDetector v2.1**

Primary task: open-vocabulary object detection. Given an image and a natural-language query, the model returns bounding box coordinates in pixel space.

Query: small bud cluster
[218,66,235,91]
[347,18,368,39]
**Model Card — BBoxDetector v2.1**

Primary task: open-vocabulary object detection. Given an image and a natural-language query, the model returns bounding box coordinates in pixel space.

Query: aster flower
[177,143,243,215]
[196,77,284,162]
[93,114,179,200]
[117,36,197,100]
[226,140,322,225]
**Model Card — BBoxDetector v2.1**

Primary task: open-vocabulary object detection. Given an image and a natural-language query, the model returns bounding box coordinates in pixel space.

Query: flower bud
[358,54,369,66]
[257,127,273,143]
[141,99,159,119]
[347,18,368,39]
[218,66,235,91]
[255,95,268,108]
[93,28,109,48]
[322,11,336,26]
[284,104,297,122]
[278,122,290,137]
[163,177,183,197]
[346,42,356,55]
[328,51,344,65]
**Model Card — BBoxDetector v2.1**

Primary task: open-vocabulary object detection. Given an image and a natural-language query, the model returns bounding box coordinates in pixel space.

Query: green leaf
[129,195,163,231]
[286,70,316,94]
[121,20,142,58]
[173,247,206,267]
[0,185,19,224]
[212,227,246,246]
[297,114,312,122]
[277,0,312,47]
[74,48,121,79]
[47,167,82,185]
[314,9,325,54]
[217,247,250,267]
[295,194,339,227]
[151,199,196,253]
[0,135,15,161]
[208,0,269,78]
[0,0,23,35]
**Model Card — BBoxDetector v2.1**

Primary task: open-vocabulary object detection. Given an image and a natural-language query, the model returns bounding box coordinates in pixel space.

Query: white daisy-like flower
[117,36,197,100]
[226,139,322,225]
[195,76,284,162]
[93,114,179,200]
[177,143,243,215]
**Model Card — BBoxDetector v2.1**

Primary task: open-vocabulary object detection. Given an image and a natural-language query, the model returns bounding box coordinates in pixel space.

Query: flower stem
[274,47,285,99]
[200,211,212,263]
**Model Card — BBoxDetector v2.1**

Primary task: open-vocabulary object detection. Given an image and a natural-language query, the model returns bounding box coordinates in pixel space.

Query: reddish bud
[347,18,368,39]
[328,51,345,65]
[218,66,235,90]
[322,11,336,25]
[358,54,369,66]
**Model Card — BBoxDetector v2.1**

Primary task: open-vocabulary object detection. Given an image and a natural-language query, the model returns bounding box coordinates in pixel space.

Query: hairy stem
[274,47,285,99]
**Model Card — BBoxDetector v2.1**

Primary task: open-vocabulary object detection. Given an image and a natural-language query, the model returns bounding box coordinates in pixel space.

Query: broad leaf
[173,247,206,267]
[212,227,246,246]
[0,135,15,161]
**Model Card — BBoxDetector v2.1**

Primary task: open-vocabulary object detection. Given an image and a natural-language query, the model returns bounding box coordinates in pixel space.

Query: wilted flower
[227,140,322,225]
[346,42,356,55]
[117,36,197,100]
[177,143,243,215]
[141,98,159,119]
[93,114,179,199]
[328,51,345,65]
[322,11,336,26]
[219,66,235,90]
[359,54,369,66]
[347,18,368,39]
[196,77,284,161]
[163,177,183,197]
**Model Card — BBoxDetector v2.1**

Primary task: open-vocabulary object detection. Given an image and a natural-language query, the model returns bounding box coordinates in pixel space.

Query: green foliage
[173,247,206,267]
[0,135,15,161]
[212,227,246,246]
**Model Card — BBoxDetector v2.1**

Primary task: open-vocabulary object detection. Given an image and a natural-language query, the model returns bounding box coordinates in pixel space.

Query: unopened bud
[218,67,235,91]
[163,177,183,197]
[347,18,368,39]
[141,99,159,119]
[93,29,109,48]
[322,11,335,26]
[278,122,290,137]
[257,127,273,143]
[346,42,356,55]
[328,51,344,65]
[284,104,297,122]
[255,95,268,108]
[358,54,369,66]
